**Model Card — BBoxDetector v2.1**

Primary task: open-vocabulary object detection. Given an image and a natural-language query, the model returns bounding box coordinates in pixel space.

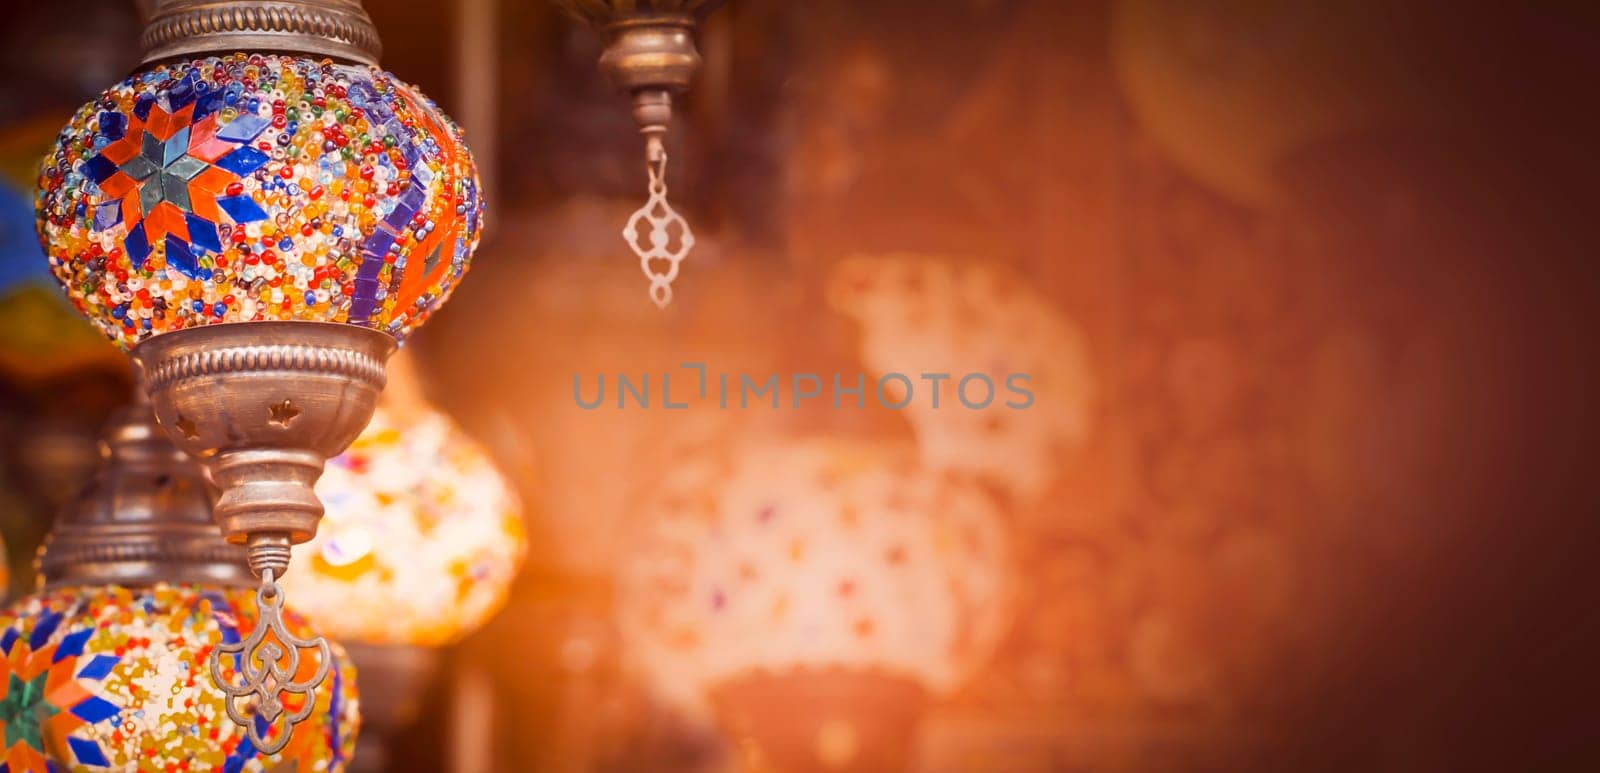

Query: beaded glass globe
[617,438,1013,709]
[0,583,358,772]
[34,53,483,350]
[281,405,527,647]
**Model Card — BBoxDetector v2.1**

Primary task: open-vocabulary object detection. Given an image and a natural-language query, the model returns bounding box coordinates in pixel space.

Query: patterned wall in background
[412,1,1541,770]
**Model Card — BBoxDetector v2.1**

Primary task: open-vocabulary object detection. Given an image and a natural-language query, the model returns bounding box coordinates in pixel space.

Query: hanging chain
[210,569,332,755]
[622,142,695,308]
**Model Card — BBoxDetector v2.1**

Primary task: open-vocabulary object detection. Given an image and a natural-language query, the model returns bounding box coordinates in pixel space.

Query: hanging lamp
[618,436,1014,772]
[1,387,358,771]
[32,0,482,748]
[551,0,725,307]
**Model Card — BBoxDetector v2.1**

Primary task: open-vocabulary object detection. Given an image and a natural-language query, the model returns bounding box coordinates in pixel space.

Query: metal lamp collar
[139,0,383,66]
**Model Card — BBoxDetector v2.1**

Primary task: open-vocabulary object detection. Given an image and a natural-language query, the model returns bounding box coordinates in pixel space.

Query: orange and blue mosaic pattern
[82,92,270,280]
[35,55,482,350]
[0,584,358,773]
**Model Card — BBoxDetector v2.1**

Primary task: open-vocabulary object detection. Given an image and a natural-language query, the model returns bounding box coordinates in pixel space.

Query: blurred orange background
[2,1,1595,771]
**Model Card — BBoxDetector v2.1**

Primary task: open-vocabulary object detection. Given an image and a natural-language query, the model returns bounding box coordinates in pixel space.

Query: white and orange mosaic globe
[282,406,526,647]
[618,438,1012,708]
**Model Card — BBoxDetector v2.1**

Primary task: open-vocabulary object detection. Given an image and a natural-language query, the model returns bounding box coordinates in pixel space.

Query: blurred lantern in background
[0,176,125,544]
[285,402,526,647]
[827,256,1095,504]
[1,388,358,772]
[282,351,527,771]
[619,438,1012,772]
[1,106,126,584]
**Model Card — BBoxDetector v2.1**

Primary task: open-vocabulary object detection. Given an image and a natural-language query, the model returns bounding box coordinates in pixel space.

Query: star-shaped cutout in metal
[267,400,301,428]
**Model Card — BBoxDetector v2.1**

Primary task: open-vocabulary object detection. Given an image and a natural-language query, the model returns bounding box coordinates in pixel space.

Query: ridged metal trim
[41,541,246,567]
[145,343,388,392]
[140,1,382,65]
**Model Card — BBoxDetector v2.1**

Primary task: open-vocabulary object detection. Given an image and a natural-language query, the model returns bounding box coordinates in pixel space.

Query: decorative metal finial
[553,0,725,307]
[211,568,334,755]
[625,151,696,307]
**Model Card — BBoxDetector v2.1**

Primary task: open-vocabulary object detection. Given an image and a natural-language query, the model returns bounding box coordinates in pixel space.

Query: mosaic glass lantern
[0,584,359,772]
[0,391,358,772]
[282,403,527,648]
[827,256,1096,502]
[30,0,480,743]
[618,437,1012,771]
[35,51,481,348]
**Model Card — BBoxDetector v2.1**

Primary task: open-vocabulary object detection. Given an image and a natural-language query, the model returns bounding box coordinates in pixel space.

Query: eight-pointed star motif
[84,99,271,276]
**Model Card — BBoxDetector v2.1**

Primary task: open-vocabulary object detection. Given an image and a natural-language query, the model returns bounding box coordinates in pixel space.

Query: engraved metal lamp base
[131,320,392,755]
[39,382,252,590]
[131,321,395,575]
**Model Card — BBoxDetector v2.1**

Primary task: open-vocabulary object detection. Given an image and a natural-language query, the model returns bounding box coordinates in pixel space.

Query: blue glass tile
[133,93,156,120]
[346,81,377,109]
[54,628,92,662]
[217,114,270,143]
[383,202,415,231]
[186,213,222,253]
[71,695,120,724]
[215,146,269,176]
[401,185,427,212]
[82,154,117,184]
[29,609,62,649]
[94,200,122,231]
[99,111,127,140]
[217,195,268,224]
[68,738,110,767]
[195,89,225,119]
[125,223,150,262]
[164,127,191,166]
[169,73,198,108]
[329,665,345,766]
[76,653,119,680]
[166,235,199,278]
[360,231,396,269]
